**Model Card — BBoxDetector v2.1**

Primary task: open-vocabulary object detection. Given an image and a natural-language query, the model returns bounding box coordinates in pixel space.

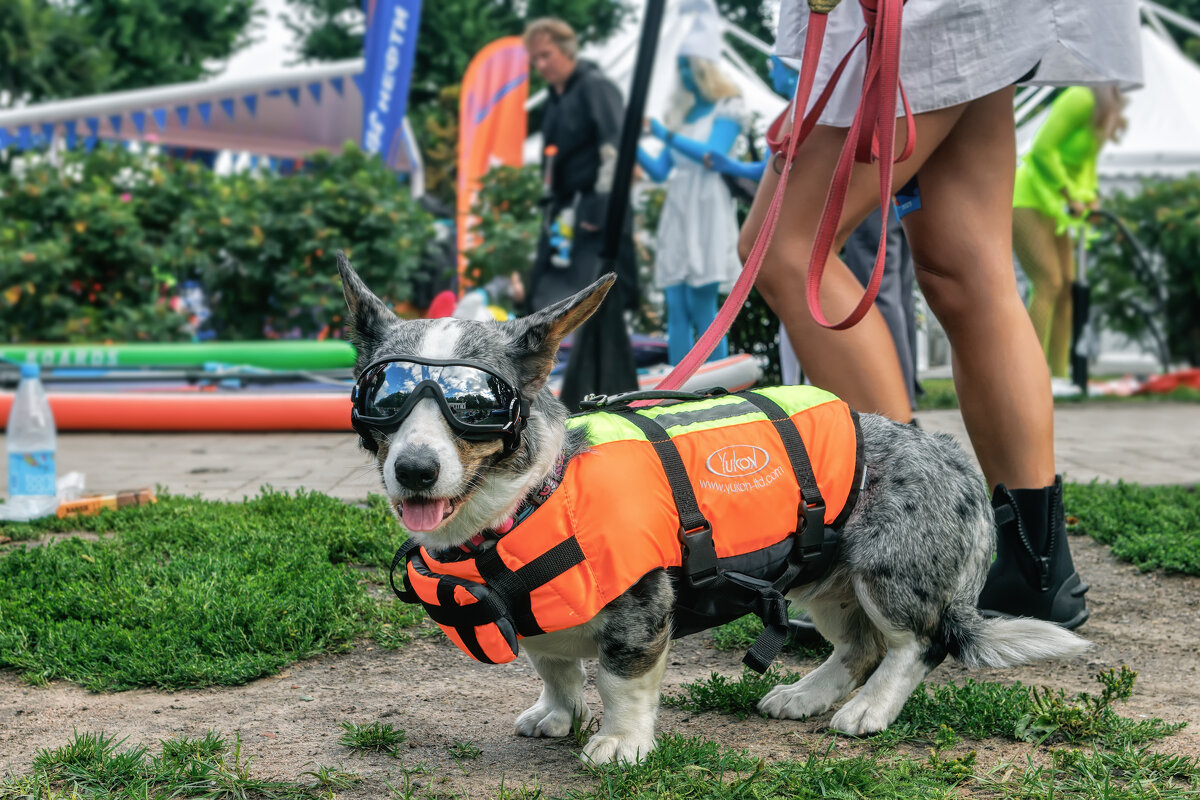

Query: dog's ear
[507,273,616,394]
[337,251,398,367]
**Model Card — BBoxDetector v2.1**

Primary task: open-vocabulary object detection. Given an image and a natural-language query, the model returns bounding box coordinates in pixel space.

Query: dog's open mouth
[398,496,459,532]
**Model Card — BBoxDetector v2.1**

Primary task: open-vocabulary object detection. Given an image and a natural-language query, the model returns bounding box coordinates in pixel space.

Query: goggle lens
[362,362,512,426]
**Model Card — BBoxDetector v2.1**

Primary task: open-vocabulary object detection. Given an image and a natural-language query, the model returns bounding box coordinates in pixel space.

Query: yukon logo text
[705,445,770,478]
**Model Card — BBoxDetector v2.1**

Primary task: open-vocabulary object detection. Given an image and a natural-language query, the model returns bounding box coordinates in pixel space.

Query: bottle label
[8,451,56,496]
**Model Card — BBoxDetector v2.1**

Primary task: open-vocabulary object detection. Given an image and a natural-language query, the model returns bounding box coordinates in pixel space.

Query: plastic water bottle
[4,362,59,521]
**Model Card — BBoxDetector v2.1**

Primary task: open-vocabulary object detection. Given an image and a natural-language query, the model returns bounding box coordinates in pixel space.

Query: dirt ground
[2,533,1198,798]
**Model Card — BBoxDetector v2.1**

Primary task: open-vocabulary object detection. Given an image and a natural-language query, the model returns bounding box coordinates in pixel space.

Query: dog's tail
[942,603,1090,669]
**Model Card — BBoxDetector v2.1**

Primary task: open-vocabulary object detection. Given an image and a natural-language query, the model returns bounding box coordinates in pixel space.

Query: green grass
[915,377,1200,411]
[338,721,407,756]
[668,667,1183,751]
[0,489,425,691]
[1065,481,1200,575]
[664,666,802,719]
[710,613,832,660]
[2,729,347,799]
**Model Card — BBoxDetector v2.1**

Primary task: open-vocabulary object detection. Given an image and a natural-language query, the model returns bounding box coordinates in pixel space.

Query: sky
[213,0,309,80]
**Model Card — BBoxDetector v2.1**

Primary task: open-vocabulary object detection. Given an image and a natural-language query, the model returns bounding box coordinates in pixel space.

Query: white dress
[775,0,1144,127]
[653,96,745,290]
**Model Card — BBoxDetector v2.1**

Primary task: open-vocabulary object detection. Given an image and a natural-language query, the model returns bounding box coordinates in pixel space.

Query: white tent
[0,59,424,193]
[524,0,787,162]
[1016,3,1200,186]
[1100,25,1200,179]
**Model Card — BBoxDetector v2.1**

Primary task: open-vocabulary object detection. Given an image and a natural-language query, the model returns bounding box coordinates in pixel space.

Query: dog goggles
[351,356,529,453]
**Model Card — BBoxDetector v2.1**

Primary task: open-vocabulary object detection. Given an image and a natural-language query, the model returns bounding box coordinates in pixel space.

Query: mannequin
[637,11,744,365]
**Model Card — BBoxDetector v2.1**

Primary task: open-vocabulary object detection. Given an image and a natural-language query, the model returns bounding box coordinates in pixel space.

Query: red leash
[654,0,913,392]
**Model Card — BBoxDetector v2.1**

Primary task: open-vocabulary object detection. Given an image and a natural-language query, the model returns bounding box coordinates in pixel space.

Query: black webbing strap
[736,391,827,558]
[389,539,421,602]
[621,410,719,589]
[436,580,494,663]
[475,537,587,637]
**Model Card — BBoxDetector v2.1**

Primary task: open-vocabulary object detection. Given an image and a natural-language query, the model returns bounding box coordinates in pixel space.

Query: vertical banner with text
[361,0,422,168]
[457,37,529,288]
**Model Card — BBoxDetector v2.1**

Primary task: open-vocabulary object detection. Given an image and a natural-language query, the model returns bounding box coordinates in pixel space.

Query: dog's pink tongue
[402,499,447,532]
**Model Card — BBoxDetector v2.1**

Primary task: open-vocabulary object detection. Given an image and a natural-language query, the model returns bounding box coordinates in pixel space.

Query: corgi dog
[337,253,1088,765]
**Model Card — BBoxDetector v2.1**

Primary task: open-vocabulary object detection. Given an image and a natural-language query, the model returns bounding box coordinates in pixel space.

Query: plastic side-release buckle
[796,500,827,561]
[678,522,719,589]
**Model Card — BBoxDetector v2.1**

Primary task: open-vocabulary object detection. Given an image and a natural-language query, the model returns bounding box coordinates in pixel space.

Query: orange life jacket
[390,387,864,672]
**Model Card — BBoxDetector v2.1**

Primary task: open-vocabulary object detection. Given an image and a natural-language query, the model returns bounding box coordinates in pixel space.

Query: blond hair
[1091,85,1128,143]
[523,18,578,60]
[665,57,743,130]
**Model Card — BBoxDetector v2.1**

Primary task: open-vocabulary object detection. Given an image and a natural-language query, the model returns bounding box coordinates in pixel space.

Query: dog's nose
[394,451,440,490]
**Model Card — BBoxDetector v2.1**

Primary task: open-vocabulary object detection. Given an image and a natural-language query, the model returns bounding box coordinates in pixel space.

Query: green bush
[1091,175,1200,366]
[1,143,437,343]
[462,164,543,302]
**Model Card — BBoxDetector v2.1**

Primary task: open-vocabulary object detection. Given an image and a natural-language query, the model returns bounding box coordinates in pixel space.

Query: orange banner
[457,36,530,289]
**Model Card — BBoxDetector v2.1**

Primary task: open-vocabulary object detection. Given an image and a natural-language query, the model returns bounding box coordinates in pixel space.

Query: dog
[337,253,1088,765]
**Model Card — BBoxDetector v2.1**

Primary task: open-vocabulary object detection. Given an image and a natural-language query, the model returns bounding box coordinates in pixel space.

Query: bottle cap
[19,362,40,379]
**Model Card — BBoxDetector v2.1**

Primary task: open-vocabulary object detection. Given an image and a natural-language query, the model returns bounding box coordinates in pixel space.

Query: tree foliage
[0,0,256,103]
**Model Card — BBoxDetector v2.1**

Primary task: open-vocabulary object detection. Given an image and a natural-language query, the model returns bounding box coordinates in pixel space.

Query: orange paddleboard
[0,392,353,432]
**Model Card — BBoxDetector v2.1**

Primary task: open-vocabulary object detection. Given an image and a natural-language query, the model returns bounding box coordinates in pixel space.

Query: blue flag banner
[176,106,190,127]
[64,121,78,150]
[130,111,147,135]
[330,77,345,96]
[266,89,285,97]
[197,102,212,125]
[86,118,100,138]
[220,99,236,120]
[109,115,124,135]
[41,123,55,143]
[243,95,258,117]
[0,128,11,149]
[287,87,301,106]
[360,0,422,165]
[151,109,168,131]
[352,74,366,96]
[308,82,323,103]
[17,126,33,149]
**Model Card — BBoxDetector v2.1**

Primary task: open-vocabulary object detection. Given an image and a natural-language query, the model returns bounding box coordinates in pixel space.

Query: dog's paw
[580,733,654,766]
[758,682,835,720]
[829,698,893,736]
[515,701,590,738]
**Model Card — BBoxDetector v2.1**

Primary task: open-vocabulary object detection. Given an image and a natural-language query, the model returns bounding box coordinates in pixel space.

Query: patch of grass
[710,613,833,660]
[664,667,802,718]
[578,734,977,799]
[1065,481,1200,575]
[668,667,1180,751]
[914,377,1200,412]
[984,746,1200,799]
[339,721,407,756]
[0,490,423,691]
[916,378,961,411]
[4,729,330,799]
[877,667,1182,750]
[448,739,482,760]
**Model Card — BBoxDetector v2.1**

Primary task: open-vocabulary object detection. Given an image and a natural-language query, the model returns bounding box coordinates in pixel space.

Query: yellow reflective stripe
[566,386,840,445]
[567,411,648,444]
[750,385,840,415]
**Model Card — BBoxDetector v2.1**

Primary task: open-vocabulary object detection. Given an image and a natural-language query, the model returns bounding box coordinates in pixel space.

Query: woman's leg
[1047,230,1077,378]
[664,284,693,366]
[1012,207,1068,374]
[901,88,1054,490]
[684,282,727,361]
[739,107,965,421]
[901,87,1086,627]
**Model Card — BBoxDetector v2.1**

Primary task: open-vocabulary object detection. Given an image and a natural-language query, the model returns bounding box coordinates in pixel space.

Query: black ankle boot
[977,476,1089,629]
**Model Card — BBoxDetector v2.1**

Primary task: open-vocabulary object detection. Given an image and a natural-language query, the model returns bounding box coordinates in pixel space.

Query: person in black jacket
[524,18,638,408]
[524,18,638,313]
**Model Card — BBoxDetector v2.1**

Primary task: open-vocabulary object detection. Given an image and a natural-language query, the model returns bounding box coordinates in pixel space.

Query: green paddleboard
[1,341,357,370]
